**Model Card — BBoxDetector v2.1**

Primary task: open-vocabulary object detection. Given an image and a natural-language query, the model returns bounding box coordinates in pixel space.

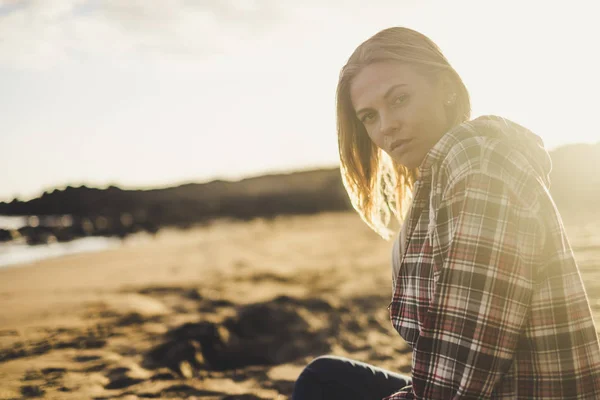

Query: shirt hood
[419,115,553,188]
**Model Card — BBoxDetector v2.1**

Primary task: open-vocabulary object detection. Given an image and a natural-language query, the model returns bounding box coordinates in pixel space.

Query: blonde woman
[292,27,600,399]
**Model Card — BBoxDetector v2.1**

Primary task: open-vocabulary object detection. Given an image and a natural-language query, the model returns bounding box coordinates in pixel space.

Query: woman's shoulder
[438,135,546,207]
[440,135,527,175]
[437,116,550,182]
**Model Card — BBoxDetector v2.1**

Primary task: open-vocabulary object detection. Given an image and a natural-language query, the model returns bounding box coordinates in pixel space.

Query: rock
[146,296,333,374]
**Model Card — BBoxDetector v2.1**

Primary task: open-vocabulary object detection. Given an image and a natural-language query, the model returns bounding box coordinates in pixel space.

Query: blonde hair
[336,27,471,240]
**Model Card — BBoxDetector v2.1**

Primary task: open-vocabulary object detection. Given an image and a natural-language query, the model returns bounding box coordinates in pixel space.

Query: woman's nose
[379,110,401,137]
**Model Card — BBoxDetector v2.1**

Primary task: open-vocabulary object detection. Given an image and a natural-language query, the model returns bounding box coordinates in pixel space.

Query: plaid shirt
[385,116,600,399]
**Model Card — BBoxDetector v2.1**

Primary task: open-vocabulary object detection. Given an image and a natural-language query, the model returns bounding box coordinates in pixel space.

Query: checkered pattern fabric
[385,116,600,399]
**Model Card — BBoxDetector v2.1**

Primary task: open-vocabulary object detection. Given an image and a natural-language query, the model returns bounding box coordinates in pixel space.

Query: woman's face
[350,61,452,169]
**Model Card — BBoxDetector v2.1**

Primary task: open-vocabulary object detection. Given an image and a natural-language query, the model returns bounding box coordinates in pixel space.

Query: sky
[1,0,599,202]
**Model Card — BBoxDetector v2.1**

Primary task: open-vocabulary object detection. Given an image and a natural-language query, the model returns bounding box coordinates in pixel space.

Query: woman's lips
[390,138,413,152]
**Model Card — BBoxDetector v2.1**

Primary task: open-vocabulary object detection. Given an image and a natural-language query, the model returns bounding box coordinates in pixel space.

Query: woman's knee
[292,355,341,400]
[302,355,344,375]
[295,355,343,383]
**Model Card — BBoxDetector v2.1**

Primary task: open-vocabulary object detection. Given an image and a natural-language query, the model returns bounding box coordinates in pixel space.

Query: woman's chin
[390,155,419,170]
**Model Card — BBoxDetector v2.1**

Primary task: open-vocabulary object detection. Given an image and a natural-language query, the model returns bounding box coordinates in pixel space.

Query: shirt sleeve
[383,170,544,400]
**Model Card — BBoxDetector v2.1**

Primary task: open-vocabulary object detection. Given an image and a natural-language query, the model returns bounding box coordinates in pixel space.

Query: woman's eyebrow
[383,83,408,100]
[355,83,408,116]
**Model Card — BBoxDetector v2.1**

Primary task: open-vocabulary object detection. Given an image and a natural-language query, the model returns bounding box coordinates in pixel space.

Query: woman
[292,27,600,399]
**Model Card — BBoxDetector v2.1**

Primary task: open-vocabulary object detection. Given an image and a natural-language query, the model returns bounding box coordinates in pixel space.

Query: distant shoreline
[0,235,123,269]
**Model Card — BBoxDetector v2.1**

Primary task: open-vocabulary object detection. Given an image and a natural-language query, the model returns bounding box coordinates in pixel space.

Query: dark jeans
[292,355,412,400]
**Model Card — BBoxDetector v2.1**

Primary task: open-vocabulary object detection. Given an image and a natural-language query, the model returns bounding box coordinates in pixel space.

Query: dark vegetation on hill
[1,142,598,245]
[0,169,349,245]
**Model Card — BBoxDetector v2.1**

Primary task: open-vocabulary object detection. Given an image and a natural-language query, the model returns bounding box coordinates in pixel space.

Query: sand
[0,211,598,399]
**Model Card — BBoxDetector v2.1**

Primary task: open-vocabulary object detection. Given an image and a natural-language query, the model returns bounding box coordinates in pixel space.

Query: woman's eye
[361,112,376,124]
[392,94,408,106]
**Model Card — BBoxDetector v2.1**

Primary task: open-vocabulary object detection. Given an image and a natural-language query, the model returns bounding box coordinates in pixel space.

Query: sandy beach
[1,211,598,399]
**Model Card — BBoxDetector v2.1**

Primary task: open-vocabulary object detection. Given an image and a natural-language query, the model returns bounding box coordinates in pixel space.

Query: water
[0,215,122,268]
[0,236,122,268]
